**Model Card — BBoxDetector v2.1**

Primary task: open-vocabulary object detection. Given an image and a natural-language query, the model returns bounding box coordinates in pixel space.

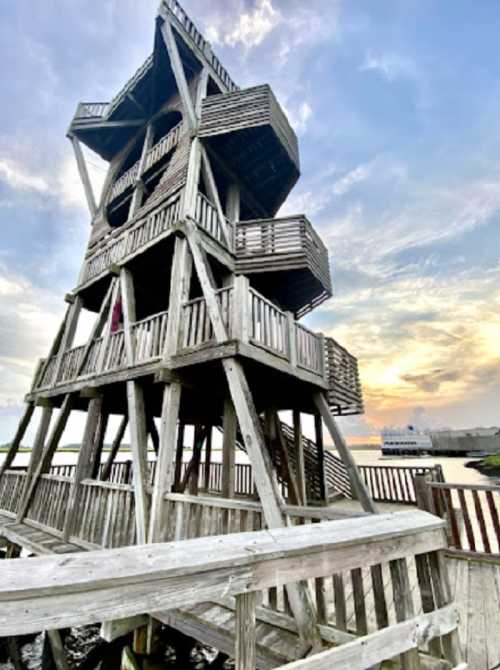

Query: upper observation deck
[199,85,300,217]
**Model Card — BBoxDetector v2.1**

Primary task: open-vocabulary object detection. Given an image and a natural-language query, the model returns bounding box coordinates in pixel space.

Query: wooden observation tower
[0,4,468,669]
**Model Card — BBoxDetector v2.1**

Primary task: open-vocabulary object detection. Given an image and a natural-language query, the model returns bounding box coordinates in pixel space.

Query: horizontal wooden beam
[277,604,459,670]
[0,511,445,635]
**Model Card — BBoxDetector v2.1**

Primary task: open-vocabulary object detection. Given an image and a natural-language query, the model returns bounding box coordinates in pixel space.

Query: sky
[1,0,500,446]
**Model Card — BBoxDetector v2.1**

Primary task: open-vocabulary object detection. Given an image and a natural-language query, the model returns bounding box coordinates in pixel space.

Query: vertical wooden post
[163,236,193,363]
[314,413,328,503]
[287,313,297,367]
[313,392,377,514]
[121,266,149,544]
[222,397,237,499]
[0,402,35,478]
[63,397,103,540]
[16,406,53,522]
[204,427,212,491]
[188,425,205,495]
[90,405,110,479]
[389,558,422,670]
[235,592,257,670]
[46,630,69,670]
[173,423,185,492]
[232,275,250,343]
[148,383,182,542]
[293,410,306,506]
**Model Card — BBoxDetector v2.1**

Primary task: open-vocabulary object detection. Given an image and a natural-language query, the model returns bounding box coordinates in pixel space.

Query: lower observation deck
[28,279,362,416]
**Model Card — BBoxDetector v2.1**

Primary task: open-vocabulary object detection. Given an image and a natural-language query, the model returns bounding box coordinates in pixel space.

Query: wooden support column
[204,427,212,491]
[16,406,53,523]
[235,592,257,670]
[70,135,97,218]
[101,416,128,481]
[313,392,377,514]
[148,414,160,455]
[188,425,205,495]
[222,397,236,499]
[163,236,193,363]
[232,275,250,344]
[46,631,69,670]
[121,266,150,544]
[293,410,307,506]
[314,413,328,503]
[17,394,74,521]
[148,383,182,543]
[173,423,185,492]
[90,404,110,479]
[160,20,197,130]
[184,219,320,648]
[390,558,422,669]
[63,397,104,540]
[0,402,35,478]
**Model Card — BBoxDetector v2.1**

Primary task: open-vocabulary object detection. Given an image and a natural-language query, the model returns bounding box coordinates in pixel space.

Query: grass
[482,454,500,470]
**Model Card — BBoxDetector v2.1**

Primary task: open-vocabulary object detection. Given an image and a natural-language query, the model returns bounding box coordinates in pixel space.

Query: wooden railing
[132,311,169,363]
[181,288,233,349]
[359,464,444,505]
[194,192,231,246]
[295,323,323,375]
[109,122,184,203]
[35,310,168,391]
[324,336,364,416]
[81,193,181,285]
[144,121,183,172]
[160,0,238,92]
[249,288,289,359]
[73,102,108,119]
[0,470,26,517]
[25,474,72,534]
[417,478,500,558]
[0,509,462,670]
[109,163,140,202]
[71,479,137,549]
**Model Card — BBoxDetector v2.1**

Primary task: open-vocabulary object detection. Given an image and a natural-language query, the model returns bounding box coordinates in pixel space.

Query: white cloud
[224,0,281,48]
[359,52,417,82]
[287,101,313,134]
[332,163,373,196]
[0,158,49,194]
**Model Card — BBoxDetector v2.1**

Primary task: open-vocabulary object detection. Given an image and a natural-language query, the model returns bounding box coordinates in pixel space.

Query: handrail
[0,510,447,636]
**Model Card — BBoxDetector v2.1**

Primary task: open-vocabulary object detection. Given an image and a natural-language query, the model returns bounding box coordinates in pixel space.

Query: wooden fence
[359,464,444,505]
[0,470,26,517]
[417,478,500,558]
[0,510,462,670]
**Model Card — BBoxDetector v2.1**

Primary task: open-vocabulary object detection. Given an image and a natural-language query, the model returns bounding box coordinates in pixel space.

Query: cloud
[332,163,373,196]
[359,52,418,82]
[0,158,50,194]
[212,0,282,49]
[286,101,313,134]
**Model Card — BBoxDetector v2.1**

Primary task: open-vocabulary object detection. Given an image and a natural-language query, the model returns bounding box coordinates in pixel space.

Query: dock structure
[0,1,469,668]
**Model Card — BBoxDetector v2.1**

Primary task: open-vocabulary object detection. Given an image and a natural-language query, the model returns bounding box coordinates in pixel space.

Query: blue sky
[1,0,500,445]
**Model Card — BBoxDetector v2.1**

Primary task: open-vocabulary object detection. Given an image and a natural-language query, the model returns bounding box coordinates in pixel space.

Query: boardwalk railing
[181,288,233,349]
[194,192,232,246]
[0,510,463,670]
[35,310,169,391]
[25,474,72,534]
[249,287,289,359]
[0,470,26,517]
[417,478,500,558]
[359,464,444,505]
[71,479,137,549]
[73,102,109,120]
